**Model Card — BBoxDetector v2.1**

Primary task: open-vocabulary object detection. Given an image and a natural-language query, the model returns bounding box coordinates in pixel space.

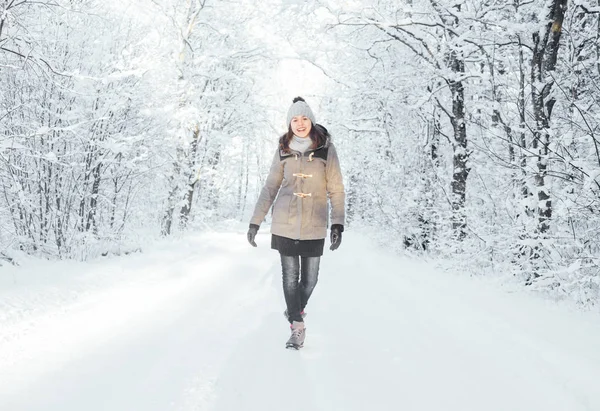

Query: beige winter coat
[250,139,345,240]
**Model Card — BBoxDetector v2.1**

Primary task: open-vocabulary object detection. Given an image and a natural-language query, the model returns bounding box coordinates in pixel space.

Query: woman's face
[290,115,312,138]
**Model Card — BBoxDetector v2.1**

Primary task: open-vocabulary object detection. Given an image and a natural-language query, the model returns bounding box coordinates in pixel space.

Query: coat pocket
[272,195,291,224]
[312,198,328,228]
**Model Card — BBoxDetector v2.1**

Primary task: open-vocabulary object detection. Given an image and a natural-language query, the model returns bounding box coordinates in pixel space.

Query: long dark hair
[279,123,329,153]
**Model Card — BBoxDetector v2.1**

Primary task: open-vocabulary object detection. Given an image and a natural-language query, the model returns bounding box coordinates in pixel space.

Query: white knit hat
[286,97,316,126]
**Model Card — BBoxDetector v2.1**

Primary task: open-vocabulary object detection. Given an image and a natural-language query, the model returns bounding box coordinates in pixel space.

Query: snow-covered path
[1,230,599,411]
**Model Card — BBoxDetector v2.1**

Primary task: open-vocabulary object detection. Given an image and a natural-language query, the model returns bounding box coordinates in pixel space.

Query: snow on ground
[1,228,600,411]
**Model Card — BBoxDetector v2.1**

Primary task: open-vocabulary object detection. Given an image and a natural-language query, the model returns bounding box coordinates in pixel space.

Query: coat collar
[280,136,330,158]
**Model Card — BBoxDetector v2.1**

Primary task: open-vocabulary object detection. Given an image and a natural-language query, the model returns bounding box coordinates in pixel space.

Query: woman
[247,97,345,349]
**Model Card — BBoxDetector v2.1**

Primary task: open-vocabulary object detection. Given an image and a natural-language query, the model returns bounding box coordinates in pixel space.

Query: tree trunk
[179,126,201,229]
[161,154,182,237]
[449,51,469,240]
[530,0,568,236]
[86,162,101,235]
[518,37,530,205]
[431,2,470,241]
[597,11,600,77]
[524,0,568,281]
[420,107,441,250]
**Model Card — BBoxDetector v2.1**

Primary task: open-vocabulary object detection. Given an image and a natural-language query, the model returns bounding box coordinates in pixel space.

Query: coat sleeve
[250,149,284,226]
[325,143,346,226]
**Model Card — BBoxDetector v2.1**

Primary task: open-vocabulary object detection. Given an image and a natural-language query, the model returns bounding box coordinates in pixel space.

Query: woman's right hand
[247,224,259,247]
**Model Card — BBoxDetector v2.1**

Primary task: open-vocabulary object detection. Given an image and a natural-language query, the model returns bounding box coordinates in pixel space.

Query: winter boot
[283,309,306,321]
[286,321,306,349]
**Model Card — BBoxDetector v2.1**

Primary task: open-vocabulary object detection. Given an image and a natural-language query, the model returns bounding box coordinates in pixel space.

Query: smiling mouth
[297,127,306,132]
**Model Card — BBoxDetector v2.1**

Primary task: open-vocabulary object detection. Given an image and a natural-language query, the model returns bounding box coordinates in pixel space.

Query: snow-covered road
[1,230,599,411]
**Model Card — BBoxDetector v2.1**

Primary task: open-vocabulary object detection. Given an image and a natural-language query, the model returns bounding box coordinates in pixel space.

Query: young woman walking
[247,97,345,349]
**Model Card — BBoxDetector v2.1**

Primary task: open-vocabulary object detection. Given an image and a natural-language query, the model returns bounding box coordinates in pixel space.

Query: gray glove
[247,224,259,247]
[330,224,343,251]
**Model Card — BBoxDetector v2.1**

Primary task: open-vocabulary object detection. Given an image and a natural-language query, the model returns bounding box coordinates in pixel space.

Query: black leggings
[280,254,321,323]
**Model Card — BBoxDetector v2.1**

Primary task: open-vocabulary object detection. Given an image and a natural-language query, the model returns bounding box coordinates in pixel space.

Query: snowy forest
[1,0,599,305]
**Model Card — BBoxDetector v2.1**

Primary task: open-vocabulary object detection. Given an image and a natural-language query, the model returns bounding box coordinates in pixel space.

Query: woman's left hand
[330,224,343,251]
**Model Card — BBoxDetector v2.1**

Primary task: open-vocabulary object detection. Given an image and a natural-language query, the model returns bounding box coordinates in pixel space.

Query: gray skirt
[271,234,325,257]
